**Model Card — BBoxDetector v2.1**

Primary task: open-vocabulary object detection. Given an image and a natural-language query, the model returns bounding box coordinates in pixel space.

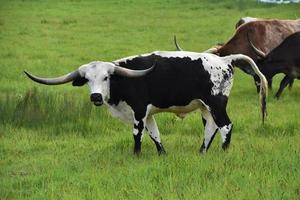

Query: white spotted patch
[133,109,150,141]
[133,119,139,135]
[146,115,161,143]
[200,53,234,96]
[219,124,233,143]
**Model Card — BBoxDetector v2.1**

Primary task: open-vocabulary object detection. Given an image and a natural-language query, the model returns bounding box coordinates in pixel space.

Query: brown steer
[175,18,300,91]
[213,19,300,91]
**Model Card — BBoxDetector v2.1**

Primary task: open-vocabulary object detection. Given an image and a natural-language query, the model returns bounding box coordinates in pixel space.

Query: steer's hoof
[134,149,141,156]
[158,148,167,156]
[199,148,207,155]
[199,150,206,155]
[221,144,230,151]
[199,144,207,155]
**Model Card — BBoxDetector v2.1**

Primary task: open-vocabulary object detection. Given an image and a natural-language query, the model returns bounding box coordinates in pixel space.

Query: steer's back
[111,51,234,109]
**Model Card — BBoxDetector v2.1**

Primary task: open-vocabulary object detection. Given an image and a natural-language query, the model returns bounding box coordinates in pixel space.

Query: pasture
[1,0,300,199]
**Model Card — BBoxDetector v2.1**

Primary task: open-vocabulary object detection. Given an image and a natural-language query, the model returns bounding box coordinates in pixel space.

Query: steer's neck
[107,75,125,106]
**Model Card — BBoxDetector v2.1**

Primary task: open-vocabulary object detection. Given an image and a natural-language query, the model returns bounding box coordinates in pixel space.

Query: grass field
[1,0,300,199]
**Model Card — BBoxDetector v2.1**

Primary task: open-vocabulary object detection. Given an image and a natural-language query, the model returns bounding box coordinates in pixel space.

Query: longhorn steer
[249,32,300,98]
[25,51,267,155]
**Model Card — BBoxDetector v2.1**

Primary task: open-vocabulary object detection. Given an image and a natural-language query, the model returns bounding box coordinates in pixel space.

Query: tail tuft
[260,83,267,124]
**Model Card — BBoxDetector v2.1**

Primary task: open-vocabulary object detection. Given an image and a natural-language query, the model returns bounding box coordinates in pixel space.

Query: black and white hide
[24,51,268,155]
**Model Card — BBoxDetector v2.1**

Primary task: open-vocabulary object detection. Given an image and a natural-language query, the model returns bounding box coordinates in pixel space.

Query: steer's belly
[107,99,209,123]
[149,99,207,117]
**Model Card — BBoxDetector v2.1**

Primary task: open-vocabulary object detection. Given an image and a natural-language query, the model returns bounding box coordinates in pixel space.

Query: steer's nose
[90,93,103,106]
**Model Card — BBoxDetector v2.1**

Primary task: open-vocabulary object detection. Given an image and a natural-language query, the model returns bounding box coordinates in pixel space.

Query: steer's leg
[275,75,294,99]
[253,75,261,93]
[268,78,273,89]
[146,115,166,155]
[210,97,233,151]
[133,113,146,155]
[288,78,294,90]
[219,122,233,150]
[199,107,218,154]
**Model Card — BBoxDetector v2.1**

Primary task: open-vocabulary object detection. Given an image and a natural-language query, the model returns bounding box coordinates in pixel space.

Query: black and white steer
[25,51,268,155]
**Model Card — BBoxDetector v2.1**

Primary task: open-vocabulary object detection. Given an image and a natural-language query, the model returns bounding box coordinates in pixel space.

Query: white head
[24,61,155,106]
[75,61,115,105]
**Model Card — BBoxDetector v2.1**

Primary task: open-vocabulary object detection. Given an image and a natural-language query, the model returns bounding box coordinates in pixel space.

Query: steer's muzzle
[90,93,103,106]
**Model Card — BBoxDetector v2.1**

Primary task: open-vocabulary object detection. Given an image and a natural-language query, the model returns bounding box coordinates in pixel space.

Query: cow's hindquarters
[227,54,268,123]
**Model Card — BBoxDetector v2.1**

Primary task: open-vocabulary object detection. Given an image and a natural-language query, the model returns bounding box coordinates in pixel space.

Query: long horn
[174,35,183,51]
[114,62,155,78]
[24,70,80,85]
[247,32,266,58]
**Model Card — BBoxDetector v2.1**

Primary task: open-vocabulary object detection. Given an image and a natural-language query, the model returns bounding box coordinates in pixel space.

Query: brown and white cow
[221,19,300,91]
[213,19,300,91]
[175,18,300,91]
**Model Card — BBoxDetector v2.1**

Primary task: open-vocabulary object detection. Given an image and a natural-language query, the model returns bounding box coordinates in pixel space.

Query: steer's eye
[103,76,108,81]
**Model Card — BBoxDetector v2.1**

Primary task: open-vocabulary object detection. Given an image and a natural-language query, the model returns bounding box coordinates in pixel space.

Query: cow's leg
[253,75,273,93]
[199,107,218,154]
[133,115,146,155]
[146,115,166,155]
[210,98,233,150]
[253,75,261,93]
[254,75,272,91]
[267,78,273,89]
[288,78,294,90]
[219,123,233,150]
[275,75,294,99]
[214,113,232,150]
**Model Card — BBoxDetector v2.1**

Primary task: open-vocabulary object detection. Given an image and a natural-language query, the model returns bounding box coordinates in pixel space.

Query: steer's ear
[72,77,88,86]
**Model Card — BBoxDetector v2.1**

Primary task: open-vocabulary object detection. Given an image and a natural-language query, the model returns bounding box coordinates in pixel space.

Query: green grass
[1,0,300,199]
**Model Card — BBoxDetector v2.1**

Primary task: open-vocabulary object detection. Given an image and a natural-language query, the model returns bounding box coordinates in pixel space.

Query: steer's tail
[227,54,268,123]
